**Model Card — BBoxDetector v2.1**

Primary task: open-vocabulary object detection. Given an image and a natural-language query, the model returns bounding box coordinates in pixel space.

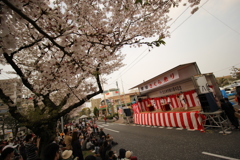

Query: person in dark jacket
[99,128,106,140]
[71,131,84,160]
[43,143,60,160]
[223,98,239,129]
[118,148,126,159]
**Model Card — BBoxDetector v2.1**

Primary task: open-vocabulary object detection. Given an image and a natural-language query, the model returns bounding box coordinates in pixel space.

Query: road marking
[202,152,239,160]
[104,128,119,133]
[176,128,184,130]
[219,131,232,134]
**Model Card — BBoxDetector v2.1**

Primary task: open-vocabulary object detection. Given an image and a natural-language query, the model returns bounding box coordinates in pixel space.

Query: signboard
[139,70,179,92]
[159,85,182,95]
[193,75,210,94]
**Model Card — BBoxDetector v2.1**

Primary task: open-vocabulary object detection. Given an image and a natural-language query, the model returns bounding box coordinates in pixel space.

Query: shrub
[106,115,113,119]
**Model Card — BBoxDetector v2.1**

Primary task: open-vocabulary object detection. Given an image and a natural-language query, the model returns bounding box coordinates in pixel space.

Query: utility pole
[116,81,122,106]
[121,78,129,123]
[116,81,123,119]
[100,75,108,116]
[103,90,108,116]
[121,78,127,108]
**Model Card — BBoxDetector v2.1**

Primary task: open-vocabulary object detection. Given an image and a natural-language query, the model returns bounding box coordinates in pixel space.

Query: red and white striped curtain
[132,90,201,113]
[134,111,205,131]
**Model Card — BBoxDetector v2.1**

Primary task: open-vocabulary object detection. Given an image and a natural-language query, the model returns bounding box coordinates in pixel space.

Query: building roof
[129,62,199,89]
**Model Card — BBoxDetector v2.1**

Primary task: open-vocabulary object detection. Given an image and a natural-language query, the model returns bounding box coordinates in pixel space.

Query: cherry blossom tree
[0,0,201,156]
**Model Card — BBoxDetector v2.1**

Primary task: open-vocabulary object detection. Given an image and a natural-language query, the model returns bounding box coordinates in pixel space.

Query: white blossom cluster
[0,0,201,114]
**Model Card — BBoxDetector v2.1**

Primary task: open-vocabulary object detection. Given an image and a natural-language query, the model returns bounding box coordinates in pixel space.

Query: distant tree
[81,108,90,116]
[230,66,240,79]
[217,78,229,87]
[93,107,99,117]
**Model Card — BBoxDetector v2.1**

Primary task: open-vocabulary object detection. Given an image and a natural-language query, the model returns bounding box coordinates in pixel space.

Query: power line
[169,6,190,27]
[213,63,240,73]
[201,7,240,36]
[106,47,149,87]
[171,0,209,34]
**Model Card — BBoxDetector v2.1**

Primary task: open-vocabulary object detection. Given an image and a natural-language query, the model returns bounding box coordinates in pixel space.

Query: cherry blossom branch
[58,93,71,109]
[54,65,103,119]
[2,0,71,58]
[10,37,43,57]
[3,53,39,95]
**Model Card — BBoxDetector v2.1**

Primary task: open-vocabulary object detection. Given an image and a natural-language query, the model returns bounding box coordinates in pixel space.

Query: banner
[139,70,179,92]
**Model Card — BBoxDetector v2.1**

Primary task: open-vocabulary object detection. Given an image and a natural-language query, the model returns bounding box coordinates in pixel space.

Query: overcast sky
[102,0,240,95]
[1,0,240,99]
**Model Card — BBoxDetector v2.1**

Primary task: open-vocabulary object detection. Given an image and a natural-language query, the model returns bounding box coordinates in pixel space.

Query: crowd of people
[0,119,138,160]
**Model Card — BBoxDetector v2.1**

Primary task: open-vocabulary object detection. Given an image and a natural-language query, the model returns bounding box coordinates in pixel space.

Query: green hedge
[106,115,113,119]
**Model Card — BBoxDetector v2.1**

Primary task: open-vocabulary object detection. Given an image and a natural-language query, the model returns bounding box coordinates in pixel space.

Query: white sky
[102,0,240,96]
[1,0,240,100]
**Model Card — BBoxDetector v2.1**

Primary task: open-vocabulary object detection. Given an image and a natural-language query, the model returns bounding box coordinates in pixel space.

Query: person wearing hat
[0,147,15,160]
[124,151,138,160]
[61,150,74,160]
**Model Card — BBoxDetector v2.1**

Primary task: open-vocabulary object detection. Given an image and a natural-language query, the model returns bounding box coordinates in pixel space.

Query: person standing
[179,92,188,110]
[104,116,107,124]
[0,147,15,160]
[71,132,84,160]
[25,134,39,160]
[166,96,173,110]
[223,98,239,129]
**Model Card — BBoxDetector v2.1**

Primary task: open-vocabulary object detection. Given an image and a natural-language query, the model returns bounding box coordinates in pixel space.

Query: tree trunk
[32,121,58,159]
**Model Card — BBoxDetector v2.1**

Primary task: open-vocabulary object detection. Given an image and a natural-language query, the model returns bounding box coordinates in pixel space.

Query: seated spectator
[81,136,88,151]
[108,150,117,160]
[106,134,118,146]
[125,151,138,160]
[105,145,114,160]
[93,142,100,155]
[118,148,126,160]
[86,139,95,151]
[99,128,106,139]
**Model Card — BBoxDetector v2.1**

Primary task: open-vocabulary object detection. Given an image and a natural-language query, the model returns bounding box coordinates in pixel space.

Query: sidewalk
[97,118,128,124]
[113,118,125,124]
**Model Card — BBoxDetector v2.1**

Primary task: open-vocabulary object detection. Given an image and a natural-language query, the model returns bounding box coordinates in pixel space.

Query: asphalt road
[97,121,240,160]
